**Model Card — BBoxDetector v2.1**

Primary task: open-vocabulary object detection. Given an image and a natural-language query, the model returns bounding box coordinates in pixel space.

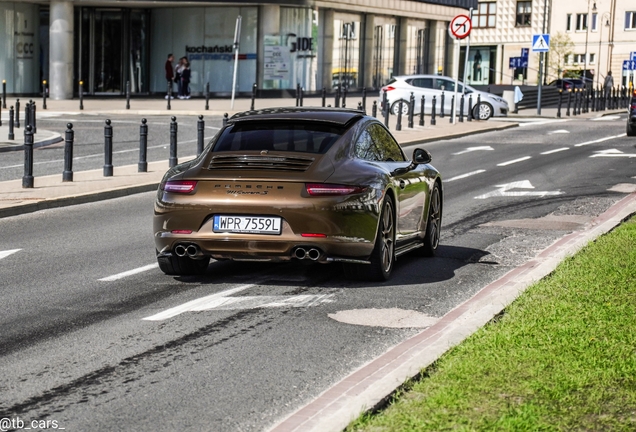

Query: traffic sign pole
[448,14,472,125]
[538,52,544,115]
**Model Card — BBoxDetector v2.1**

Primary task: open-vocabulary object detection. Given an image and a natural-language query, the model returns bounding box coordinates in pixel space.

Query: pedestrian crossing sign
[531,34,550,52]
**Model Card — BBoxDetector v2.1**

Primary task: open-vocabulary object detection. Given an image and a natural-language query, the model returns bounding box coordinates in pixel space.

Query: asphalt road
[0,115,634,431]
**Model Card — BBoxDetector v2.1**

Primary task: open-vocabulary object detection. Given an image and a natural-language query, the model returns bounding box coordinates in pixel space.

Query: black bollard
[459,94,465,122]
[103,119,113,177]
[557,89,562,118]
[24,102,29,133]
[476,94,481,120]
[299,86,304,107]
[362,87,367,113]
[419,95,425,126]
[468,94,473,122]
[396,100,403,131]
[566,90,572,116]
[591,87,595,111]
[223,112,228,127]
[585,87,590,113]
[205,82,210,111]
[372,101,377,118]
[408,93,414,128]
[22,125,34,188]
[382,92,389,129]
[15,98,20,128]
[296,83,300,107]
[431,96,437,125]
[321,87,326,107]
[573,90,578,116]
[0,99,2,127]
[2,79,5,108]
[169,116,178,168]
[31,101,36,134]
[197,115,205,156]
[63,123,74,181]
[335,84,341,108]
[342,86,347,108]
[126,80,131,109]
[250,83,257,110]
[449,95,455,123]
[357,101,363,111]
[42,80,47,110]
[138,118,148,173]
[79,80,84,110]
[167,81,172,110]
[440,91,445,118]
[8,106,14,140]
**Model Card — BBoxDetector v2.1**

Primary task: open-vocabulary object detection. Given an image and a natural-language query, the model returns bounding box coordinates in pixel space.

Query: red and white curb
[268,191,636,432]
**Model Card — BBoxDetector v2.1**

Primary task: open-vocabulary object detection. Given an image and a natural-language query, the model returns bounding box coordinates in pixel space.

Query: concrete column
[49,0,74,100]
[396,18,409,76]
[318,9,334,91]
[257,5,280,88]
[362,15,375,89]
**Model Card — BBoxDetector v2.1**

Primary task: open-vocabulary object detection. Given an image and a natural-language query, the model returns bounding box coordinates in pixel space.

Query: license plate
[213,215,282,235]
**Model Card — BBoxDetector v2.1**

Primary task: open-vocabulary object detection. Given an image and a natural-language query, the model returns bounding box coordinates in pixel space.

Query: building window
[576,14,588,31]
[516,1,531,27]
[626,11,636,29]
[591,13,598,31]
[474,2,497,28]
[589,53,596,64]
[566,14,572,31]
[572,53,586,64]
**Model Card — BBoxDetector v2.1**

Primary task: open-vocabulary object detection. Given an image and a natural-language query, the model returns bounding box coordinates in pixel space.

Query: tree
[543,32,575,82]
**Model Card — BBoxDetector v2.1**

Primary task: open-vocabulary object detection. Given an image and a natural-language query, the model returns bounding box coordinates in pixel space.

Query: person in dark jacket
[180,58,191,99]
[165,53,174,99]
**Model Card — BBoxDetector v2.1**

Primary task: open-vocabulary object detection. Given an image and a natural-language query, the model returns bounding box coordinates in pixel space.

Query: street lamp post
[583,1,597,82]
[596,12,611,89]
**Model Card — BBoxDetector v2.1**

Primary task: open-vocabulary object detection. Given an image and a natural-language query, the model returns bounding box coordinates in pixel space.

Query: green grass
[348,216,636,432]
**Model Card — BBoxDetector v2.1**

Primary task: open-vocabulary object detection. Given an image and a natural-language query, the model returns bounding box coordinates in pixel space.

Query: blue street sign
[531,34,550,52]
[521,48,529,60]
[509,57,528,69]
[623,60,636,70]
[631,52,636,61]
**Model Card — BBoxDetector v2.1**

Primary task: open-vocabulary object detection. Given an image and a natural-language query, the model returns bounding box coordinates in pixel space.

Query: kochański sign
[449,14,472,40]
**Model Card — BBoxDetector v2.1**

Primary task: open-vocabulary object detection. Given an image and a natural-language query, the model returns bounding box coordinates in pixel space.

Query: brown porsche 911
[154,107,443,281]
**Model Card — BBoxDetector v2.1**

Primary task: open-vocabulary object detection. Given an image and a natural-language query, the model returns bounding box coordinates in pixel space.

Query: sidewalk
[0,96,623,219]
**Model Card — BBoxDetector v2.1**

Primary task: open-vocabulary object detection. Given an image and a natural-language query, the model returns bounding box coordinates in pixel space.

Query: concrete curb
[267,192,636,432]
[0,183,159,219]
[400,122,519,147]
[0,133,63,153]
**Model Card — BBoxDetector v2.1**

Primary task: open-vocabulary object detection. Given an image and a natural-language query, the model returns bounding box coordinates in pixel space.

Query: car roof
[229,107,365,127]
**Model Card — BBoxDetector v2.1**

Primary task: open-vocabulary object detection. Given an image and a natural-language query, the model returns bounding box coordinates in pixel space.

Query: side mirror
[413,148,432,165]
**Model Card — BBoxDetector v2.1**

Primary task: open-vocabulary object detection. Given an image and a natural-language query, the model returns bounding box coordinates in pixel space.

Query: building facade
[0,0,477,99]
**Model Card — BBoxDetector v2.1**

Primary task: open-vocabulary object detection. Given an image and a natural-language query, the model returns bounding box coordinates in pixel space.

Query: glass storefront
[75,7,150,95]
[405,22,429,75]
[333,17,361,89]
[372,19,396,88]
[0,2,40,94]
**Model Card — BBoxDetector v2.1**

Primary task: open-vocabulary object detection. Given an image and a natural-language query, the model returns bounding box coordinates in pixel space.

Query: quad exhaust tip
[293,247,322,261]
[174,243,202,258]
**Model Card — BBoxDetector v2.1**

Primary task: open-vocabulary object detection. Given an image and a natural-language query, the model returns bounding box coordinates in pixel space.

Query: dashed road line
[99,263,159,281]
[574,133,626,147]
[445,170,486,182]
[541,147,570,155]
[0,249,21,261]
[497,156,531,166]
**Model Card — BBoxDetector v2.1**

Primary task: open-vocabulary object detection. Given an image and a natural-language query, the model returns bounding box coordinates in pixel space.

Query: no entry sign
[449,14,472,40]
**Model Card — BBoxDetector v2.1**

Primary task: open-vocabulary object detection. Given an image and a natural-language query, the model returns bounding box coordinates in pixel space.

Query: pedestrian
[603,71,614,107]
[165,53,175,99]
[181,58,191,99]
[175,57,186,99]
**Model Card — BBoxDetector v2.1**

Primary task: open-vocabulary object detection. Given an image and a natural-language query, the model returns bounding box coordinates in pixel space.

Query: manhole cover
[328,308,439,328]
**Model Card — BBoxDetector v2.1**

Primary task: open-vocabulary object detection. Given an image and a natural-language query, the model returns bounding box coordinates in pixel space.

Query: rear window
[212,122,345,154]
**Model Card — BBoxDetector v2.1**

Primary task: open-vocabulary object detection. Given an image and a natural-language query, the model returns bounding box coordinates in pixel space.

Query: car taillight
[382,86,396,92]
[162,180,198,193]
[305,183,366,196]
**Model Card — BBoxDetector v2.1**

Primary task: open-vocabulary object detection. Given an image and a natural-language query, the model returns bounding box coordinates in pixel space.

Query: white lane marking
[0,249,21,260]
[445,169,486,182]
[574,133,626,147]
[541,147,570,155]
[548,129,570,134]
[591,149,636,158]
[591,115,621,121]
[475,180,563,199]
[99,263,159,281]
[518,119,570,127]
[497,156,531,166]
[452,146,494,155]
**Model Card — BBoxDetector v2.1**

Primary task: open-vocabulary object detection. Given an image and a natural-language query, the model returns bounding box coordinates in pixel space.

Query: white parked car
[379,74,509,120]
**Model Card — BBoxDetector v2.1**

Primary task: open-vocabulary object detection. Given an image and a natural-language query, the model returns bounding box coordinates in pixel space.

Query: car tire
[418,182,441,257]
[390,100,410,116]
[157,249,209,276]
[343,198,395,281]
[627,122,636,137]
[473,102,493,120]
